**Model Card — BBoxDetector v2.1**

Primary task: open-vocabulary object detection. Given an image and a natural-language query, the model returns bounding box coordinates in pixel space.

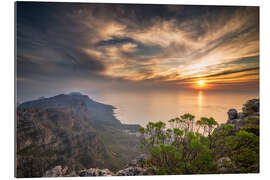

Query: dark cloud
[16,2,259,101]
[16,2,108,83]
[228,56,259,65]
[96,37,135,46]
[203,67,259,78]
[17,48,106,81]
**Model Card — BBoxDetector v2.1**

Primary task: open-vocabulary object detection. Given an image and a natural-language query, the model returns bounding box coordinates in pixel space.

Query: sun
[197,80,205,86]
[196,80,206,87]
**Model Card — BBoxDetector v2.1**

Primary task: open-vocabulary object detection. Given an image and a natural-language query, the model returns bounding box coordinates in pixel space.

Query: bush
[139,113,259,174]
[139,114,218,174]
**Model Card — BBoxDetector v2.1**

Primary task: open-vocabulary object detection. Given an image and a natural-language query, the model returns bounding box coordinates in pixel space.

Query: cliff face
[16,93,142,178]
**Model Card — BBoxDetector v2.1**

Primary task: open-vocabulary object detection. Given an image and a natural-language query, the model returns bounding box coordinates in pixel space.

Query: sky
[16,2,259,102]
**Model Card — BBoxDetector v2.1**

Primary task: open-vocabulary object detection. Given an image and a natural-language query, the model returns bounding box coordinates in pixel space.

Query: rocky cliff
[16,92,143,178]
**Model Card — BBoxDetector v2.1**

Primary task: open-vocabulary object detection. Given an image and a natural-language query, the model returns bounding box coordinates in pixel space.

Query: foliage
[196,117,218,136]
[169,113,195,132]
[225,130,259,173]
[139,113,259,174]
[140,114,218,174]
[243,99,259,116]
[242,116,259,136]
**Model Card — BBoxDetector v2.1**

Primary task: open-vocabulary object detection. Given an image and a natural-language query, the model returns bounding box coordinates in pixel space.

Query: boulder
[227,118,244,130]
[228,109,238,120]
[44,165,68,177]
[79,168,114,176]
[217,157,234,173]
[116,167,147,176]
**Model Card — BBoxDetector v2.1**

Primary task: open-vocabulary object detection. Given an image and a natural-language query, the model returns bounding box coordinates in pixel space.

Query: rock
[217,157,233,173]
[227,109,242,129]
[44,165,68,177]
[226,100,260,130]
[228,109,238,120]
[79,168,114,176]
[66,171,77,177]
[227,118,244,130]
[238,112,245,119]
[217,157,231,167]
[116,167,147,176]
[129,154,148,166]
[242,99,259,116]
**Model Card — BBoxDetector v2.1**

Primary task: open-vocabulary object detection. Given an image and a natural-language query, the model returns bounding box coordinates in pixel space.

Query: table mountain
[16,92,142,178]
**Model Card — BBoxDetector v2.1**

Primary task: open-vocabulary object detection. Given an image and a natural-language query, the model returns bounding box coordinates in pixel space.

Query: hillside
[16,94,259,177]
[16,92,143,177]
[42,98,260,177]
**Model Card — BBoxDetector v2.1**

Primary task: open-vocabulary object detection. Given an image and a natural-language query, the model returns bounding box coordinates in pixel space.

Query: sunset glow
[193,80,208,89]
[197,80,206,87]
[16,3,259,102]
[16,3,260,177]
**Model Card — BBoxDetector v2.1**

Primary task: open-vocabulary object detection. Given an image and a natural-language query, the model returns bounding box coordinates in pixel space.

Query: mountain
[18,92,120,125]
[16,92,143,178]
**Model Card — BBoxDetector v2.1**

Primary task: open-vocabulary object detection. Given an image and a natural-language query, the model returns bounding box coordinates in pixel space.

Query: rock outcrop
[43,165,77,177]
[79,168,114,176]
[228,109,238,120]
[116,167,148,176]
[45,153,150,177]
[217,157,234,173]
[226,98,259,131]
[217,98,260,173]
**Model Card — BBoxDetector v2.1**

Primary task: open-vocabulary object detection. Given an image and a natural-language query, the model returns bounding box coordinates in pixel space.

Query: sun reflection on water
[197,91,203,117]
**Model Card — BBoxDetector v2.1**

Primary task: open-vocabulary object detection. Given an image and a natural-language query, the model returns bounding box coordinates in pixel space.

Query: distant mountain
[16,92,142,178]
[18,93,120,125]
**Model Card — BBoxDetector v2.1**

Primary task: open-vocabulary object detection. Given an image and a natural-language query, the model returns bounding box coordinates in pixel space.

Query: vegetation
[16,107,142,177]
[139,113,259,174]
[17,95,259,176]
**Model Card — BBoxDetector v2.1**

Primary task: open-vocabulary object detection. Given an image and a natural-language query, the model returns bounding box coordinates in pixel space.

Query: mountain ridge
[18,92,120,126]
[16,92,143,178]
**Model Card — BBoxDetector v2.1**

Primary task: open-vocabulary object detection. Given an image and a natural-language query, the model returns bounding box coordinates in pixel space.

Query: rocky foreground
[43,154,149,177]
[43,98,259,176]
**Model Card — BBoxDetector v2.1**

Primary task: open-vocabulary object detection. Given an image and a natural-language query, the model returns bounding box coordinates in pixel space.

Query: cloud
[16,2,259,101]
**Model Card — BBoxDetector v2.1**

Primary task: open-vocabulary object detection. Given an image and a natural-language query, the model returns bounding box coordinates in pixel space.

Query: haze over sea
[90,90,259,126]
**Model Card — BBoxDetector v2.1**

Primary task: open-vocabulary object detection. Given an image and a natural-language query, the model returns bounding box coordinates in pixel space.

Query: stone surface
[116,167,147,176]
[44,165,68,177]
[217,157,233,173]
[227,118,244,130]
[79,168,114,176]
[228,109,238,120]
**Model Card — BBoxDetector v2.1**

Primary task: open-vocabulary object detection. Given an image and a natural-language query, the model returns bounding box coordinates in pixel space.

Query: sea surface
[89,90,259,127]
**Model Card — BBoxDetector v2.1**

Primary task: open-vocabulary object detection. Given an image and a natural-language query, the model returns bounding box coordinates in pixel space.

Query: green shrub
[140,113,259,174]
